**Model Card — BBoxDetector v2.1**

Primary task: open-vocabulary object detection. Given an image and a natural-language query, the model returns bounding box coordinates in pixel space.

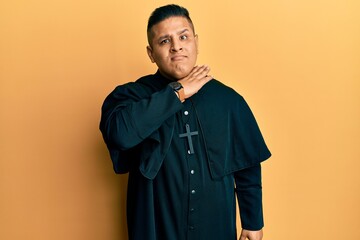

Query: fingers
[187,65,212,85]
[188,65,210,79]
[178,64,213,99]
[239,229,263,240]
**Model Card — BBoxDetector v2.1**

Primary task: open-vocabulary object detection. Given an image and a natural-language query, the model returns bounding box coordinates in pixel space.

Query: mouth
[171,55,187,61]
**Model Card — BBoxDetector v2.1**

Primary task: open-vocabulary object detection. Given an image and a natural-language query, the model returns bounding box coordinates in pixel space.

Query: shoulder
[109,74,156,99]
[200,79,245,102]
[119,74,155,91]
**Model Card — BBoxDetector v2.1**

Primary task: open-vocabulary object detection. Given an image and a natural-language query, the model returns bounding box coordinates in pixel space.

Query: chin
[173,67,193,79]
[173,72,189,80]
[160,70,188,80]
[160,64,194,80]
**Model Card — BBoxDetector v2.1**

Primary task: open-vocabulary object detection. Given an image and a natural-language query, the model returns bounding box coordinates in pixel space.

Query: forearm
[101,85,183,150]
[235,164,264,231]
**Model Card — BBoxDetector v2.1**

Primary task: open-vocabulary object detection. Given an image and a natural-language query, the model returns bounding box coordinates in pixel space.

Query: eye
[180,35,188,40]
[160,39,170,44]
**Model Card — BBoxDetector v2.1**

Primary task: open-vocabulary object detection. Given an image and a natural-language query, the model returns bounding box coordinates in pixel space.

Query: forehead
[150,16,194,37]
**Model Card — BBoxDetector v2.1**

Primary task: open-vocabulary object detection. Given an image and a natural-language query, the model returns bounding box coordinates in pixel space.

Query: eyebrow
[178,28,189,35]
[157,28,190,42]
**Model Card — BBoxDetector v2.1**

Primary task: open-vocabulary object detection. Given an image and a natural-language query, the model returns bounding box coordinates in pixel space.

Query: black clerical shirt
[100,71,270,240]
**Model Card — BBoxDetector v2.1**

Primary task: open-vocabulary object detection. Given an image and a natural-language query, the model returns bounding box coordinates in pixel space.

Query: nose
[171,39,182,52]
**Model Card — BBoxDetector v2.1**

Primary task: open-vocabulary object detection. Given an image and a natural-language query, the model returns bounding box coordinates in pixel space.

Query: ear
[195,34,199,54]
[146,46,155,63]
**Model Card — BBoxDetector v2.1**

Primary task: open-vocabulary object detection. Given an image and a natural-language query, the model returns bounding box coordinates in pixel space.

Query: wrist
[177,87,185,102]
[168,82,185,102]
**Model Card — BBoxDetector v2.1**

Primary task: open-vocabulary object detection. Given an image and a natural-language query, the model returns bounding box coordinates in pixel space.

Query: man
[100,4,271,240]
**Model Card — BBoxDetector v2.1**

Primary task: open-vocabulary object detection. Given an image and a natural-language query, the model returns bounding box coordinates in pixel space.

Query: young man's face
[147,16,198,80]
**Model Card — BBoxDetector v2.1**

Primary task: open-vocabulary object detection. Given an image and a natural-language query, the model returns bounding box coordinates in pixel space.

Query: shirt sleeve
[234,164,264,231]
[100,84,183,151]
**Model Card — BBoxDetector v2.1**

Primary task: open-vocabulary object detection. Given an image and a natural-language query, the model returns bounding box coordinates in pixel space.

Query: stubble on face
[147,17,198,80]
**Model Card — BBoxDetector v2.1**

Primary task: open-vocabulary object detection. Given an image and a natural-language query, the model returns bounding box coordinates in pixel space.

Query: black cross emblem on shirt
[179,124,198,154]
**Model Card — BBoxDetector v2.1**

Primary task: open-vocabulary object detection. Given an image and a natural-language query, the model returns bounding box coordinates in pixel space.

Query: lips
[171,55,187,61]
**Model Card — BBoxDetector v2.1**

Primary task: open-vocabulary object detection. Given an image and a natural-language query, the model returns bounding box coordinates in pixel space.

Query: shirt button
[189,226,195,230]
[187,150,191,154]
[184,111,189,115]
[190,170,195,174]
[190,208,195,212]
[191,190,196,194]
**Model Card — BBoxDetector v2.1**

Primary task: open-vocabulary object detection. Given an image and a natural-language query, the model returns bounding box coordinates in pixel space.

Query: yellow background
[1,0,359,239]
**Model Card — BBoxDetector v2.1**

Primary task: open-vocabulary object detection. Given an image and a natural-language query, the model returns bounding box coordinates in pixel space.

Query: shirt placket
[180,105,201,239]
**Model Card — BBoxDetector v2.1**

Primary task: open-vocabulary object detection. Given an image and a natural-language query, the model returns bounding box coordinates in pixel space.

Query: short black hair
[147,4,195,44]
